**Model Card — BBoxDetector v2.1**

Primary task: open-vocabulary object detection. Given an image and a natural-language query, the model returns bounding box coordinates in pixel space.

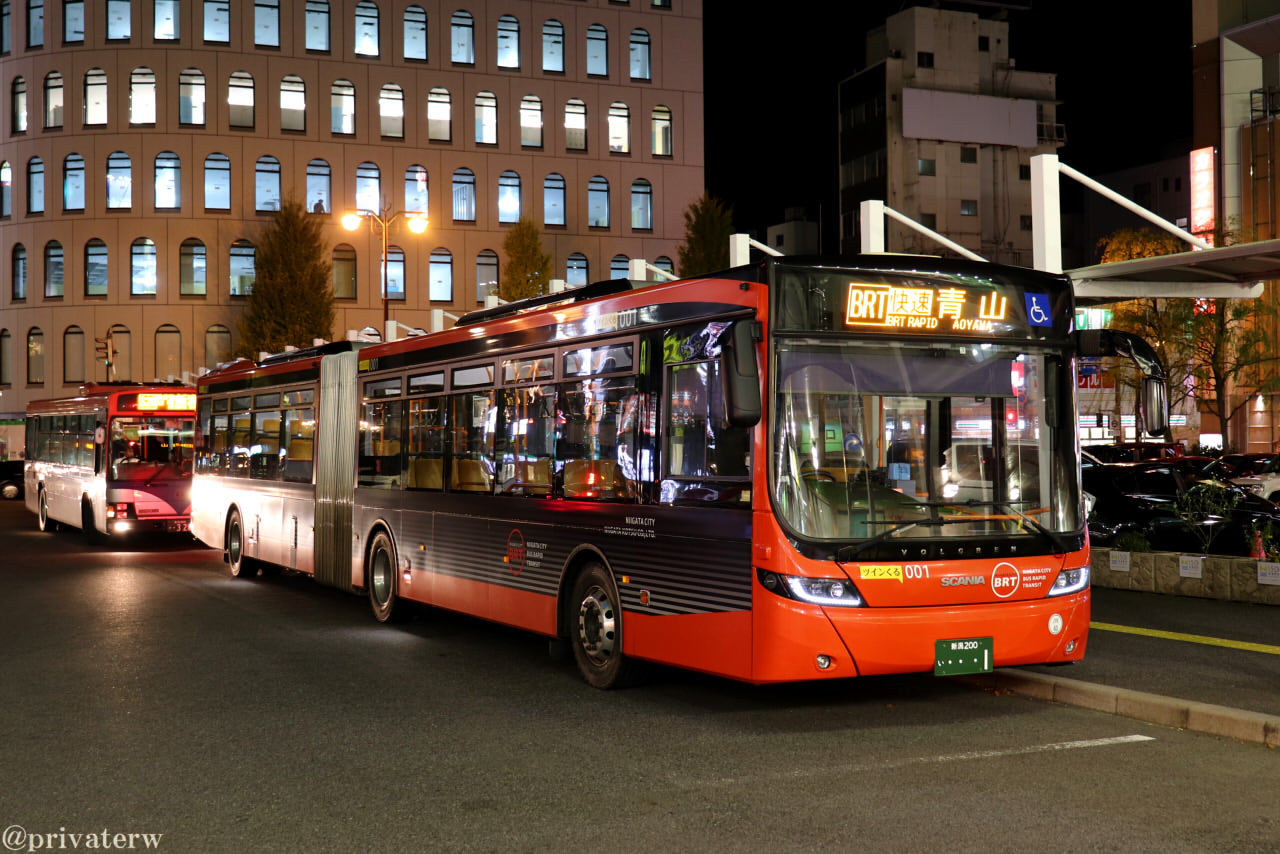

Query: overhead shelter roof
[1222,14,1280,58]
[1066,239,1280,303]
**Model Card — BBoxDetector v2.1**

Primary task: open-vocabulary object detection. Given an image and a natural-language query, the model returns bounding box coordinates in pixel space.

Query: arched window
[450,10,473,63]
[26,0,43,48]
[131,238,157,295]
[608,101,630,153]
[204,0,229,42]
[475,249,497,301]
[255,156,281,212]
[429,248,452,300]
[566,252,588,287]
[228,71,254,127]
[11,244,26,299]
[451,168,475,221]
[379,83,403,137]
[43,71,63,129]
[203,153,230,209]
[306,159,331,213]
[496,14,519,68]
[204,325,231,369]
[106,151,132,209]
[404,165,428,213]
[281,75,306,131]
[154,0,179,40]
[180,238,206,295]
[62,154,84,211]
[629,28,651,80]
[107,324,132,380]
[652,106,672,156]
[332,244,355,298]
[229,240,255,295]
[305,0,329,51]
[331,80,355,133]
[543,173,565,226]
[64,0,83,41]
[403,5,426,59]
[43,240,63,297]
[83,69,107,125]
[427,87,450,140]
[63,326,85,383]
[0,161,11,216]
[474,91,496,144]
[129,67,156,125]
[155,324,181,379]
[355,162,380,215]
[179,69,205,125]
[587,176,609,228]
[497,170,520,223]
[610,254,629,279]
[586,24,608,76]
[520,95,542,147]
[354,0,378,56]
[254,0,279,47]
[382,245,404,299]
[105,0,129,39]
[154,152,180,209]
[541,20,563,72]
[565,98,586,150]
[630,178,652,230]
[654,256,674,276]
[27,328,44,384]
[11,77,26,133]
[0,329,10,385]
[83,240,107,295]
[26,156,44,213]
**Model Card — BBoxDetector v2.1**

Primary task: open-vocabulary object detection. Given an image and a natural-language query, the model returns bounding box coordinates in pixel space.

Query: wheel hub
[577,586,616,663]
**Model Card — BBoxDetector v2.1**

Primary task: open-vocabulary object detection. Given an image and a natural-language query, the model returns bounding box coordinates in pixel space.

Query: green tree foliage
[498,217,552,301]
[236,198,334,358]
[1174,482,1241,554]
[677,195,733,277]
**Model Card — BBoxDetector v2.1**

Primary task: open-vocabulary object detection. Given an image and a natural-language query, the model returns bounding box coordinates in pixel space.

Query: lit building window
[43,72,62,129]
[474,91,496,144]
[608,101,629,153]
[404,165,428,213]
[180,238,206,295]
[354,0,378,56]
[254,0,278,47]
[565,98,586,150]
[106,0,129,40]
[651,106,672,156]
[83,241,107,296]
[106,151,132,209]
[543,173,564,226]
[629,29,650,80]
[203,153,230,209]
[586,24,607,76]
[429,248,452,300]
[566,252,587,287]
[26,0,41,48]
[62,153,84,210]
[229,240,255,296]
[255,156,281,212]
[305,0,328,51]
[379,83,403,137]
[153,0,178,40]
[0,160,11,216]
[475,249,497,301]
[452,168,475,221]
[332,245,355,298]
[450,10,473,63]
[496,14,519,68]
[83,68,107,125]
[44,240,63,297]
[382,245,404,300]
[541,19,563,72]
[64,0,83,42]
[63,326,85,383]
[587,176,609,227]
[203,0,228,42]
[11,77,26,132]
[129,67,156,125]
[27,327,44,384]
[281,75,306,131]
[403,5,425,59]
[11,244,27,299]
[131,238,157,295]
[155,324,180,378]
[520,95,542,147]
[205,325,231,368]
[307,159,331,213]
[179,69,205,125]
[610,254,628,279]
[26,156,43,213]
[497,170,520,223]
[630,179,651,229]
[356,162,380,215]
[228,71,254,127]
[331,79,355,133]
[427,87,450,140]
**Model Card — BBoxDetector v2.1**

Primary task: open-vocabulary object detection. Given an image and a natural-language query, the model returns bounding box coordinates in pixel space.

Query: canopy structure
[1067,238,1280,303]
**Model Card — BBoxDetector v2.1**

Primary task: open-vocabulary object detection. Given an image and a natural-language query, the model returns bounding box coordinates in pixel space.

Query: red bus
[25,384,196,540]
[192,256,1167,687]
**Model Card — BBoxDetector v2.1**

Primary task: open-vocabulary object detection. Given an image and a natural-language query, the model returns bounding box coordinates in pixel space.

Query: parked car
[0,460,23,500]
[1083,460,1280,556]
[1216,453,1280,502]
[1085,441,1187,464]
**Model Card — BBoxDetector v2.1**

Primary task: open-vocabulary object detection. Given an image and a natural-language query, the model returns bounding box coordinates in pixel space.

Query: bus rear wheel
[367,531,403,623]
[226,509,258,579]
[570,562,639,689]
[37,489,56,533]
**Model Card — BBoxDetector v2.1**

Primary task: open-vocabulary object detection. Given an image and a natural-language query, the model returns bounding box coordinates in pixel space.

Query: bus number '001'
[905,564,929,579]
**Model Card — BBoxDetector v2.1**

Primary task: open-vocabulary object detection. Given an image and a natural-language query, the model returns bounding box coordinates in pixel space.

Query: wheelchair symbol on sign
[1029,300,1048,324]
[1024,293,1053,327]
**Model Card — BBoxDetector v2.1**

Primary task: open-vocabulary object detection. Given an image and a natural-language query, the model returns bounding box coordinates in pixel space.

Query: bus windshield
[771,340,1080,544]
[110,416,195,482]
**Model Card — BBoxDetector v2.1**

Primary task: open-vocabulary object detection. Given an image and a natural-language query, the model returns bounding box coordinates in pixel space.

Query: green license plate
[934,637,993,676]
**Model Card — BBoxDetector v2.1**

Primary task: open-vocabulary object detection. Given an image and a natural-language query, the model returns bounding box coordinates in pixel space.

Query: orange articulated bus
[192,256,1167,687]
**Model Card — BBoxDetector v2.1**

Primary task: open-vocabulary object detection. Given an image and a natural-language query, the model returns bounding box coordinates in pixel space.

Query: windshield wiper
[835,518,974,562]
[929,499,1070,554]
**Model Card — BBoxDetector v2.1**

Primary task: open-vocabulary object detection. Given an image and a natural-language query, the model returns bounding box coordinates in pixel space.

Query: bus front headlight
[757,569,865,607]
[1048,566,1090,597]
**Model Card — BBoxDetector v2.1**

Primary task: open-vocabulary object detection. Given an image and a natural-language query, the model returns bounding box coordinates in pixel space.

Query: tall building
[837,5,1063,264]
[0,0,704,447]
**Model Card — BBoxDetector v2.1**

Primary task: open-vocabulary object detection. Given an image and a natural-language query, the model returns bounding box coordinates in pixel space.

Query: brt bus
[25,384,196,540]
[191,256,1167,688]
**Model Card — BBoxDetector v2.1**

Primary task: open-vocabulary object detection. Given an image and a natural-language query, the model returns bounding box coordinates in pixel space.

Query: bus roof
[26,384,196,415]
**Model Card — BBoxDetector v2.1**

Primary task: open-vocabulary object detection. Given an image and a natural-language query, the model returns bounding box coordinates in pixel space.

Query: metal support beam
[628,258,678,282]
[1030,154,1062,273]
[729,233,782,267]
[860,199,985,261]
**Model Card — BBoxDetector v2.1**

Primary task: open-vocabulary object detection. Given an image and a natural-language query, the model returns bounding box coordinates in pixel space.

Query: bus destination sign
[845,282,1013,334]
[119,393,197,412]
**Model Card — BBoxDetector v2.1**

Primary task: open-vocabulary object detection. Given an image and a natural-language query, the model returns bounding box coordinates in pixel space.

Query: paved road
[0,500,1276,853]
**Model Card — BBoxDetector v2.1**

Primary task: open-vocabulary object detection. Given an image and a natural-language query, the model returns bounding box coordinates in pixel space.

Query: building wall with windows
[0,0,702,426]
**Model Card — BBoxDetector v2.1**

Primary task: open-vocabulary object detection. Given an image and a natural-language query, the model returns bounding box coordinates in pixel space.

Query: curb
[961,668,1280,748]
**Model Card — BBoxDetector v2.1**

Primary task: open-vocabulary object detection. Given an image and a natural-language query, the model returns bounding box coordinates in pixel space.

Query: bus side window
[406,397,445,490]
[497,386,555,496]
[228,409,252,477]
[358,400,404,488]
[209,414,228,473]
[663,360,751,504]
[448,392,495,493]
[250,410,282,480]
[556,376,638,501]
[281,408,314,483]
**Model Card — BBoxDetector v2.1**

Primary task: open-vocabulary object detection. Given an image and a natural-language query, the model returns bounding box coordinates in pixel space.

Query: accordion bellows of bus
[190,256,1169,688]
[25,384,196,540]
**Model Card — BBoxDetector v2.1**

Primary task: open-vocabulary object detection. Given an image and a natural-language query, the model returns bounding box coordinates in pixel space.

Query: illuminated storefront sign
[1190,146,1215,237]
[125,393,196,412]
[845,283,1010,332]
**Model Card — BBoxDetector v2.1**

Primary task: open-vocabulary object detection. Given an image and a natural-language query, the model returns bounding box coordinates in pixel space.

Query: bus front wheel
[367,531,403,623]
[570,562,639,689]
[226,509,258,579]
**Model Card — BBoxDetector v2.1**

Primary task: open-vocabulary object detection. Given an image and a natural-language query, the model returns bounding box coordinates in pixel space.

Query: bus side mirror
[1142,377,1169,437]
[722,321,761,427]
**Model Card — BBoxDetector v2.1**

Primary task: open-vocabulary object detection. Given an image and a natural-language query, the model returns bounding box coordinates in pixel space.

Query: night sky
[701,0,1192,249]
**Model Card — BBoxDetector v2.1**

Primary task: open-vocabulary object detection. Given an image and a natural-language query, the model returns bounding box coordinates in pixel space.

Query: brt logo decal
[992,562,1021,598]
[505,529,526,576]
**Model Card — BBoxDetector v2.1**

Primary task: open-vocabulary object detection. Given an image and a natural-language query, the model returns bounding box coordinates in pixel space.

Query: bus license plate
[166,521,189,533]
[934,637,993,676]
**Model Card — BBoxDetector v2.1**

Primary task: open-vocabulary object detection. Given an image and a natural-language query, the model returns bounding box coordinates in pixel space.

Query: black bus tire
[570,562,641,689]
[226,509,258,579]
[367,530,403,623]
[37,489,56,533]
[82,499,104,545]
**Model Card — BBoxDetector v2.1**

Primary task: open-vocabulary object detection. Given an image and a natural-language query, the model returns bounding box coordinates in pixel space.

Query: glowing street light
[341,206,429,330]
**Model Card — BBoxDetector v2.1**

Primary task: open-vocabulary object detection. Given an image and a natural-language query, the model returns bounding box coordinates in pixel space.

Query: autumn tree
[498,217,553,301]
[236,198,334,357]
[677,195,733,277]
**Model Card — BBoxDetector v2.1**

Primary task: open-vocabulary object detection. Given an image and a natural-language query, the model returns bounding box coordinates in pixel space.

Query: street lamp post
[341,204,428,335]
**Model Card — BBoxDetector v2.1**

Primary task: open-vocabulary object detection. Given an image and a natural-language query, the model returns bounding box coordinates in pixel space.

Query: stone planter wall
[1091,548,1280,605]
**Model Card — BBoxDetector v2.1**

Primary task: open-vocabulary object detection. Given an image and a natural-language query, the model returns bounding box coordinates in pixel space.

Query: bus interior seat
[453,458,491,492]
[409,457,444,489]
[564,458,620,498]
